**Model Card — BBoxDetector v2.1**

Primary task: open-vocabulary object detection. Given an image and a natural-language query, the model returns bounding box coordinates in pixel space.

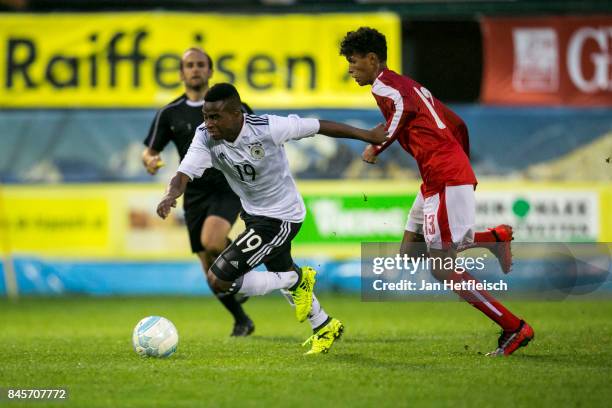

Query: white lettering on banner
[567,27,612,93]
[310,199,404,237]
[512,28,559,92]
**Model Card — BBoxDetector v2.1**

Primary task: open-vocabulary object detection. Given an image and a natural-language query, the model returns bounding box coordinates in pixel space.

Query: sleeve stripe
[372,80,404,140]
[245,119,269,125]
[147,97,186,148]
[245,115,269,125]
[245,117,268,123]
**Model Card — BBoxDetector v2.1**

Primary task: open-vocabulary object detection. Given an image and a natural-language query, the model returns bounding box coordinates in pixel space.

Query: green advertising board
[292,181,420,258]
[297,193,416,244]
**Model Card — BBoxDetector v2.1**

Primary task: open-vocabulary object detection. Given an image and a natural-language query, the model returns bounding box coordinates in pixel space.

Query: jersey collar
[373,68,389,86]
[185,99,204,107]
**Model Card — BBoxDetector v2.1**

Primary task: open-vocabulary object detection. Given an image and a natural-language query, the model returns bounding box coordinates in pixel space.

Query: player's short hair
[340,27,387,62]
[205,83,242,111]
[180,47,214,71]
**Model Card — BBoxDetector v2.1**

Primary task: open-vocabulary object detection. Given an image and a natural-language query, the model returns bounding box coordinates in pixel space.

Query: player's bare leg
[400,230,426,258]
[200,215,234,272]
[199,215,254,337]
[428,247,533,356]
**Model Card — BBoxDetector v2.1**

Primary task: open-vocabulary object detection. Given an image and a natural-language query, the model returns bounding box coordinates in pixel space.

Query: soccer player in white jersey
[157,83,386,354]
[143,48,255,337]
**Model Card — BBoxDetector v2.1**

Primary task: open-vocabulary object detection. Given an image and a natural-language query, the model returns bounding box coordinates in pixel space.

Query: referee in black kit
[142,47,255,336]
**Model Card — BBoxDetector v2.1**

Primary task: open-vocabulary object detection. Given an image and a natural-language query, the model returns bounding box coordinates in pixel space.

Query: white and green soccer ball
[132,316,179,358]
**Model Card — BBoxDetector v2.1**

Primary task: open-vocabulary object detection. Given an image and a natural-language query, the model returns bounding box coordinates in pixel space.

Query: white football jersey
[178,114,320,222]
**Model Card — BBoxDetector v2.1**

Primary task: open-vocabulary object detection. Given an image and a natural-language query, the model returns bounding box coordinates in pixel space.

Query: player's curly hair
[205,83,242,111]
[205,83,240,101]
[340,27,387,62]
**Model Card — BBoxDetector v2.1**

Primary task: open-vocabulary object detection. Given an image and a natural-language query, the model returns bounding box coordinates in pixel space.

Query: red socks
[450,270,521,332]
[458,230,497,251]
[473,230,497,243]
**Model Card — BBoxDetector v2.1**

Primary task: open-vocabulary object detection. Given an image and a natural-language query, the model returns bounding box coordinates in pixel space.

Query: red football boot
[489,224,513,274]
[486,320,534,356]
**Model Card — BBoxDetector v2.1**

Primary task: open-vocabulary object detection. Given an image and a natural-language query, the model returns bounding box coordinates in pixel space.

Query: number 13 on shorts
[423,211,441,247]
[426,214,436,235]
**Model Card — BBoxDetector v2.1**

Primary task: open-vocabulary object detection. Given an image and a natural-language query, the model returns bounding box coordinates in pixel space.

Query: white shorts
[405,185,475,250]
[405,190,425,235]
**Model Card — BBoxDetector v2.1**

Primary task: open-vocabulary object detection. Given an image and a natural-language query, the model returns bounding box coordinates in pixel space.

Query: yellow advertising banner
[0,188,111,256]
[0,12,401,108]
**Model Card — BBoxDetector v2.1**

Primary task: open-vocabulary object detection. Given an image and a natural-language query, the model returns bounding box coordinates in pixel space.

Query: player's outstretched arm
[318,120,387,144]
[142,147,165,175]
[157,172,190,219]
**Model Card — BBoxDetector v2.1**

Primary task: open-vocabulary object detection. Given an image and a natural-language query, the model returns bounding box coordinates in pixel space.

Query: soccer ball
[132,316,179,358]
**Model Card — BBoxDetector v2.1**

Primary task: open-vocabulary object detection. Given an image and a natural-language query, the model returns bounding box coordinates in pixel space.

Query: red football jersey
[371,68,477,197]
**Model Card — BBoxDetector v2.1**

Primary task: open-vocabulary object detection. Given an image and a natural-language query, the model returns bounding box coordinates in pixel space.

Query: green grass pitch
[1,295,611,407]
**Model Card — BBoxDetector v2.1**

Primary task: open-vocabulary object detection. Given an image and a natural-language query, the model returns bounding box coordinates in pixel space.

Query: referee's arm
[143,108,171,174]
[142,147,164,175]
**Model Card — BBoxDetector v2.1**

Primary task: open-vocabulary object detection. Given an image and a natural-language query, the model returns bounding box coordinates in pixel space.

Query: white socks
[280,290,329,330]
[237,270,298,296]
[237,270,329,330]
[307,294,329,329]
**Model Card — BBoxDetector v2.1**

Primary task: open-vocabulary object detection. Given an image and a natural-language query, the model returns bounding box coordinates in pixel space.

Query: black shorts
[211,212,302,281]
[183,192,242,253]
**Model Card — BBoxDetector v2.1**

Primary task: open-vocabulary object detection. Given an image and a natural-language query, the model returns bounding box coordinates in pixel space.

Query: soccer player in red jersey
[340,27,533,356]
